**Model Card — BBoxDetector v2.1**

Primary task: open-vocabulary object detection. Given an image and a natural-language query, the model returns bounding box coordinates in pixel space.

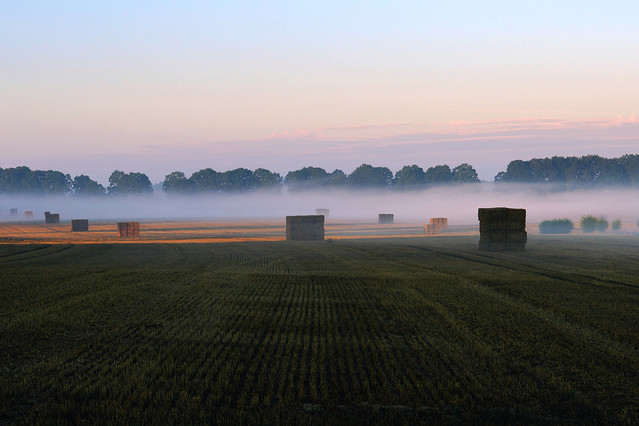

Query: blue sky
[2,1,638,183]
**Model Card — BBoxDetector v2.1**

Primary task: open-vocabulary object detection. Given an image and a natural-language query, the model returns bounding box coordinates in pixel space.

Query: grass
[1,236,639,423]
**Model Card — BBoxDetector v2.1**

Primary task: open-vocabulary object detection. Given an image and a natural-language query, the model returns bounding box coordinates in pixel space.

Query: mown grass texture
[1,236,639,424]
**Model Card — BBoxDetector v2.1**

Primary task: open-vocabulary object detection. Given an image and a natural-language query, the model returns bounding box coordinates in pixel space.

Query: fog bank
[2,184,639,225]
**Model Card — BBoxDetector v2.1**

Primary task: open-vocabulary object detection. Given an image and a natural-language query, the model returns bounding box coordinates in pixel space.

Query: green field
[2,236,639,423]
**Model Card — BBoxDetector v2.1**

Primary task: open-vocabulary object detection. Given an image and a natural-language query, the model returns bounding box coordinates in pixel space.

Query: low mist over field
[2,184,639,225]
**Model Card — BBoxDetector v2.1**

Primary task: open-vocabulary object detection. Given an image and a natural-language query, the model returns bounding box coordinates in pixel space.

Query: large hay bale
[424,224,439,236]
[378,214,394,224]
[71,219,89,232]
[478,207,526,252]
[286,215,324,241]
[24,211,33,217]
[44,212,60,224]
[315,208,330,216]
[430,217,448,229]
[118,222,140,237]
[10,208,18,216]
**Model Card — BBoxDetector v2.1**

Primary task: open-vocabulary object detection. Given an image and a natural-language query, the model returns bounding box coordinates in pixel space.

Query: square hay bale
[71,219,89,232]
[117,222,140,237]
[430,217,448,229]
[10,208,18,216]
[378,214,394,224]
[44,212,60,224]
[424,224,439,236]
[478,207,526,252]
[315,208,330,216]
[286,215,324,241]
[24,211,33,217]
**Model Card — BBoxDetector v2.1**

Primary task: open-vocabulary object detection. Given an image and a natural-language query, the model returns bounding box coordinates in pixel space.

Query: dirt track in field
[0,220,481,244]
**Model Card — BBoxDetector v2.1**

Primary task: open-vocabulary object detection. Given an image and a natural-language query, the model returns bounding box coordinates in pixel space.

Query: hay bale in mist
[286,215,325,241]
[424,224,438,236]
[10,208,18,216]
[430,217,448,229]
[478,207,526,252]
[118,222,140,238]
[24,211,33,217]
[44,212,60,224]
[71,219,89,232]
[378,214,394,224]
[425,217,448,236]
[316,208,330,216]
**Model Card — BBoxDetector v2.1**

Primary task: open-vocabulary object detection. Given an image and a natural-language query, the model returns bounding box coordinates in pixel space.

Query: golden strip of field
[0,220,481,244]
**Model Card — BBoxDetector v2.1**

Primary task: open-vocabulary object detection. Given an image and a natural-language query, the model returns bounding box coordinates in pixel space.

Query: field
[0,220,479,244]
[2,234,639,423]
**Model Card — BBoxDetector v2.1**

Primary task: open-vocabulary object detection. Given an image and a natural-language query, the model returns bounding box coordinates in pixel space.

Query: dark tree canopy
[162,171,196,194]
[108,170,153,195]
[452,163,480,183]
[346,164,393,188]
[424,165,454,185]
[190,168,219,192]
[4,154,638,196]
[285,167,330,191]
[253,168,282,190]
[217,168,257,192]
[0,167,71,195]
[495,155,635,187]
[72,175,106,196]
[393,165,426,189]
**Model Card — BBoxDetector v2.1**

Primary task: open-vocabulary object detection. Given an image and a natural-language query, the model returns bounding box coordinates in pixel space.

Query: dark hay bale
[378,214,394,224]
[71,219,89,232]
[286,215,325,241]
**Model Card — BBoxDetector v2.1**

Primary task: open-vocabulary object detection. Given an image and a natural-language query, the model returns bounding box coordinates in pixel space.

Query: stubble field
[1,234,639,423]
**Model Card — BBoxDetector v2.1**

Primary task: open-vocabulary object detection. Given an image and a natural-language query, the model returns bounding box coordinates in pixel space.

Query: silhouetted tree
[218,168,256,192]
[393,165,425,189]
[72,175,106,196]
[108,170,153,195]
[495,155,636,187]
[424,165,454,185]
[328,169,346,186]
[190,168,220,192]
[253,168,282,190]
[347,164,393,188]
[162,171,196,194]
[452,163,480,183]
[33,170,72,194]
[285,167,331,191]
[0,166,40,194]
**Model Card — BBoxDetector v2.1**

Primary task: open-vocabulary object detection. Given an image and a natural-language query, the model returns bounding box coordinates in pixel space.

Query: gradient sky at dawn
[2,1,638,183]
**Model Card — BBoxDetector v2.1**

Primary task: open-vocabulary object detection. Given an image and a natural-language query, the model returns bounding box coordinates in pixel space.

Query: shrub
[611,219,622,231]
[596,217,609,232]
[581,215,608,233]
[539,219,574,234]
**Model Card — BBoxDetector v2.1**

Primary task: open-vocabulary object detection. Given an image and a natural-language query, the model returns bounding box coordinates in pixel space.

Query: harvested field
[1,235,639,423]
[0,220,480,244]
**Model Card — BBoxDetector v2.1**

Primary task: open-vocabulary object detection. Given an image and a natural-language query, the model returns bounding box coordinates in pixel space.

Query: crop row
[1,237,639,423]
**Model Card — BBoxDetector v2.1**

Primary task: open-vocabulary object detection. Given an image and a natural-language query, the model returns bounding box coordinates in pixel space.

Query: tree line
[3,154,639,195]
[495,154,639,187]
[0,163,479,195]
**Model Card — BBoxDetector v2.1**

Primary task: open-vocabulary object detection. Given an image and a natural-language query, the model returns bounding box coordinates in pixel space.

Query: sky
[2,1,638,184]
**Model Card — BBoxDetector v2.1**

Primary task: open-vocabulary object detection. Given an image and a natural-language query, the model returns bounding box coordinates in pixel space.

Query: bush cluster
[539,219,574,234]
[580,215,608,233]
[611,219,622,231]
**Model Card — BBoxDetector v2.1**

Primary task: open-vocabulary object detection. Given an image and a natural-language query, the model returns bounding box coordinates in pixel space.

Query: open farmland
[0,220,478,244]
[2,236,639,423]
